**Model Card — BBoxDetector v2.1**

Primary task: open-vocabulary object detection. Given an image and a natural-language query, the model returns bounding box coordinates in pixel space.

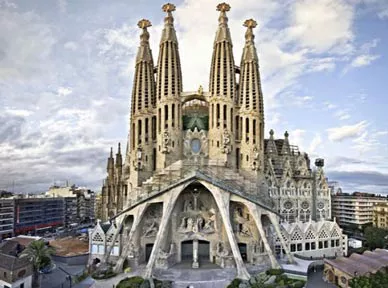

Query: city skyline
[1,0,388,194]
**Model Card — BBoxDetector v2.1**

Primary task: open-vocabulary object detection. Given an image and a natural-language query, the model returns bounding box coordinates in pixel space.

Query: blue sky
[0,0,388,194]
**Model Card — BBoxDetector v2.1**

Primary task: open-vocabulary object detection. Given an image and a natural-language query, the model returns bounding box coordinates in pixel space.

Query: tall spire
[131,19,156,115]
[156,3,182,100]
[239,19,264,115]
[209,2,236,100]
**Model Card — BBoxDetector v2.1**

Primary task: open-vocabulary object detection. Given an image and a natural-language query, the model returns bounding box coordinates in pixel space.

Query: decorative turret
[237,19,265,172]
[155,3,183,168]
[208,3,237,167]
[281,131,290,155]
[156,3,182,100]
[266,129,277,155]
[209,2,236,100]
[107,147,115,180]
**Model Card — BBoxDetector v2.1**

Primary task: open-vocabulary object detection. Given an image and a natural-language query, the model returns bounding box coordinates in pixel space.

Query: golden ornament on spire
[243,19,257,29]
[137,19,152,29]
[217,2,231,12]
[162,3,176,13]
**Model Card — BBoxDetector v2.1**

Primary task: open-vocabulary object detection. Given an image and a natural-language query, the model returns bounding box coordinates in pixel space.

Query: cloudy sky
[1,0,388,194]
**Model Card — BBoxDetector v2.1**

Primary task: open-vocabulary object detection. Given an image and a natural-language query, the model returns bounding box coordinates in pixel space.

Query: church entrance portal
[198,240,210,260]
[145,243,154,262]
[181,240,193,261]
[238,243,247,262]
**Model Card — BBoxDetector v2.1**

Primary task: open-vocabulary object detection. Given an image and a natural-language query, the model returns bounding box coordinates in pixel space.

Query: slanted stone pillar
[192,239,199,268]
[268,212,294,264]
[208,184,250,280]
[245,202,280,268]
[144,186,181,278]
[114,203,148,273]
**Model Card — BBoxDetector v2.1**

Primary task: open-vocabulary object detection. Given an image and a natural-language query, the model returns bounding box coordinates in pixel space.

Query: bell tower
[155,3,183,169]
[127,19,157,189]
[208,3,237,167]
[237,19,265,172]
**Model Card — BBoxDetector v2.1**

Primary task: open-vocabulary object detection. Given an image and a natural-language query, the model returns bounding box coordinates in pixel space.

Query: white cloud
[351,54,380,67]
[57,86,72,97]
[0,7,56,79]
[327,121,368,142]
[5,108,33,117]
[378,9,388,18]
[64,41,77,51]
[335,109,351,120]
[286,0,354,53]
[58,0,67,14]
[309,133,322,153]
[324,102,337,110]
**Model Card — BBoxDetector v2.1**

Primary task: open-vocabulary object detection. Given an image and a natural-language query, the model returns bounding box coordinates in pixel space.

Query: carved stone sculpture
[133,145,144,171]
[221,129,231,154]
[162,129,170,153]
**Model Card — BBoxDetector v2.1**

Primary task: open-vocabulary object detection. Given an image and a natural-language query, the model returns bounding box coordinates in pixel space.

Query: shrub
[266,269,284,276]
[117,276,144,288]
[292,281,306,288]
[275,274,288,283]
[227,278,243,288]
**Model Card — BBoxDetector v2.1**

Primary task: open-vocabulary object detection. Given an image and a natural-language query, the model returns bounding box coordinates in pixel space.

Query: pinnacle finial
[269,129,274,136]
[162,3,176,13]
[217,2,230,12]
[110,147,113,157]
[244,19,257,29]
[284,131,289,138]
[137,19,152,29]
[118,142,121,153]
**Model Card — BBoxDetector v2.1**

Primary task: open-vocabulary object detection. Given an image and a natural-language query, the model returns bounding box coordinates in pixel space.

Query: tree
[364,226,388,249]
[350,271,388,288]
[21,240,55,288]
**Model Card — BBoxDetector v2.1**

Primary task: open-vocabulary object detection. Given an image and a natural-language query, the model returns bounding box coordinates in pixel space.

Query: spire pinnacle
[162,3,176,25]
[243,19,257,44]
[110,147,113,157]
[137,19,151,45]
[118,142,121,154]
[162,3,176,13]
[217,2,230,12]
[217,3,230,26]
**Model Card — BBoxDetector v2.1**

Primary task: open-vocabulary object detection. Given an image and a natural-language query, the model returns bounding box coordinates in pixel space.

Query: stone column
[114,203,148,273]
[192,239,199,268]
[144,187,181,278]
[268,212,294,264]
[245,203,280,269]
[209,185,250,280]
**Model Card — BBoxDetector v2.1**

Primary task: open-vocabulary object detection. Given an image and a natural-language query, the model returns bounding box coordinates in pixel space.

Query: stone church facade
[89,3,347,279]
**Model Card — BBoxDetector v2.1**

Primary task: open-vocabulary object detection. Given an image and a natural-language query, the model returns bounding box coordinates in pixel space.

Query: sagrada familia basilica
[89,3,347,280]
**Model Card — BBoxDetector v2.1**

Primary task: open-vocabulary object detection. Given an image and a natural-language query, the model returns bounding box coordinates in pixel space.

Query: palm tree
[21,240,55,288]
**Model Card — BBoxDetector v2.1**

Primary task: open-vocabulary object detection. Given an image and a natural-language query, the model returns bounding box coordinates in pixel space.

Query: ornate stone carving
[221,129,231,154]
[183,128,208,161]
[233,206,253,237]
[216,241,230,257]
[142,208,161,238]
[162,129,170,154]
[177,193,216,235]
[127,240,139,258]
[133,145,144,171]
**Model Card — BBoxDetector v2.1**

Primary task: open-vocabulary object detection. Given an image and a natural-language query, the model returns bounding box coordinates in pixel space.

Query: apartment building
[373,202,388,229]
[332,192,388,228]
[46,185,96,226]
[14,197,64,235]
[0,199,14,240]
